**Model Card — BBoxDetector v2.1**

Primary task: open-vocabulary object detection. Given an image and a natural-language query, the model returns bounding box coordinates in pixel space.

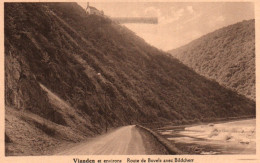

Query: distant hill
[5,3,255,155]
[169,20,255,100]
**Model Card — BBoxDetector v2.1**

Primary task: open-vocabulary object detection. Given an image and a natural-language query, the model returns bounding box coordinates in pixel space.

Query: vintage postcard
[1,0,259,162]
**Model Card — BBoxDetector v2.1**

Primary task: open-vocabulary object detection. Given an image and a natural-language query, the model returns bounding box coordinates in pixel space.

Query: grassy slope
[169,20,255,100]
[5,3,255,155]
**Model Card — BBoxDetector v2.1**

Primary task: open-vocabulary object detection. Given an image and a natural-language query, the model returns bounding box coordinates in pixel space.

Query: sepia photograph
[2,0,258,161]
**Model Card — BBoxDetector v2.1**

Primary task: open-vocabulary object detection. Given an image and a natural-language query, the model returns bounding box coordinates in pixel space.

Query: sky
[78,2,254,51]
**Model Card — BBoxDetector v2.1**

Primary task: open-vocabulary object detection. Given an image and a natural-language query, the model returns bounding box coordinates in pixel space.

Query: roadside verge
[136,125,182,155]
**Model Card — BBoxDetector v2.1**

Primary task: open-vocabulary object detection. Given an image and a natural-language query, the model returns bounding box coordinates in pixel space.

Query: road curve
[56,125,146,155]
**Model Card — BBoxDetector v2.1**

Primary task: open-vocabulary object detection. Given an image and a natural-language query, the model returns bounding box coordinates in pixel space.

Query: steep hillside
[169,20,255,100]
[5,3,255,155]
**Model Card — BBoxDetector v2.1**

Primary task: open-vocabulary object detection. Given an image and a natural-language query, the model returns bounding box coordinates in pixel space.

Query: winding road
[56,125,147,155]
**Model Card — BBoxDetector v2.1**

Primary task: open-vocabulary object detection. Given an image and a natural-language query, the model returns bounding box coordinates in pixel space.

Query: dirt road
[56,125,147,155]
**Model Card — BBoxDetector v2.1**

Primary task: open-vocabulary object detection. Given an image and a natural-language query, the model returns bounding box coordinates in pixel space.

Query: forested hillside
[169,20,255,100]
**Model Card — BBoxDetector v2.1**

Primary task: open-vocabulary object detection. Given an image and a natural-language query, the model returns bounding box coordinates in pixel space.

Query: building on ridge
[86,2,104,16]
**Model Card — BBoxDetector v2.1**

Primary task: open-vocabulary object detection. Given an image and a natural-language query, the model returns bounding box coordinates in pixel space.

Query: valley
[4,2,256,156]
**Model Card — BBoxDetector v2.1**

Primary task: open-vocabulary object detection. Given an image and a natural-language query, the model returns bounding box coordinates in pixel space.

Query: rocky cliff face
[5,3,255,155]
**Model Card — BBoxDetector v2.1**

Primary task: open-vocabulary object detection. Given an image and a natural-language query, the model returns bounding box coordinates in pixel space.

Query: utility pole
[97,73,108,133]
[104,90,108,133]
